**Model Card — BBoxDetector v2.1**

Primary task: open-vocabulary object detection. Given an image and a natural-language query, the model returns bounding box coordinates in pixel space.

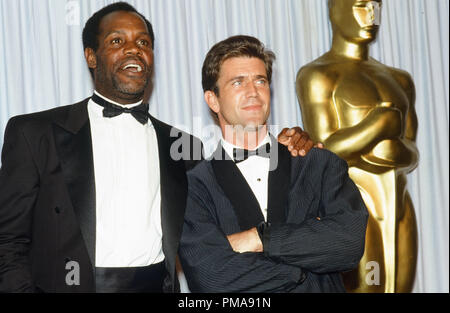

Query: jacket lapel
[210,136,291,229]
[53,99,96,269]
[211,144,265,231]
[267,137,291,225]
[149,115,188,290]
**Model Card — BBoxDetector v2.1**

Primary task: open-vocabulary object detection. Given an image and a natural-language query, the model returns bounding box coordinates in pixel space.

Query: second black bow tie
[91,93,149,125]
[233,143,271,163]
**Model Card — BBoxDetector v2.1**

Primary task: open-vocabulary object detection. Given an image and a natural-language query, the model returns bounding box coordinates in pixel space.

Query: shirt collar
[93,90,143,108]
[88,91,152,127]
[221,132,272,160]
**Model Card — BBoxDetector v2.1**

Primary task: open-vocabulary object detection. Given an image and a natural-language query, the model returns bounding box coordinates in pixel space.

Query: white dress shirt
[88,91,164,267]
[221,134,272,221]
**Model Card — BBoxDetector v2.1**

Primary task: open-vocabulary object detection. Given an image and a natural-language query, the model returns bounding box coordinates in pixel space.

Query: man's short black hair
[82,2,155,52]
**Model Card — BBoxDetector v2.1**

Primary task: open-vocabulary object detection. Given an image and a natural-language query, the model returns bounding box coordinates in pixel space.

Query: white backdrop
[0,0,448,292]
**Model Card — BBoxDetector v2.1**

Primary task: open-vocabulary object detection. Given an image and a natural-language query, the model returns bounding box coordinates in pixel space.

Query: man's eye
[111,38,122,44]
[232,81,242,87]
[138,39,149,46]
[256,79,267,85]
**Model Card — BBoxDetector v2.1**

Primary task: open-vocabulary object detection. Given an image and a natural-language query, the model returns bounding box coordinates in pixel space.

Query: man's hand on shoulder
[227,228,262,253]
[277,127,324,157]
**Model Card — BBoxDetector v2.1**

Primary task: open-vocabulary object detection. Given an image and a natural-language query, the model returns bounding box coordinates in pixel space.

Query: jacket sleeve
[263,154,369,274]
[0,117,39,292]
[179,174,305,293]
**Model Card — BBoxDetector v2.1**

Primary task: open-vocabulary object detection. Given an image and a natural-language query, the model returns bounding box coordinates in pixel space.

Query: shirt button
[257,178,261,182]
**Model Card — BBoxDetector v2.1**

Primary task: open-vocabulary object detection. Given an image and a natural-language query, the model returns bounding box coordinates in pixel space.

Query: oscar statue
[296,0,419,292]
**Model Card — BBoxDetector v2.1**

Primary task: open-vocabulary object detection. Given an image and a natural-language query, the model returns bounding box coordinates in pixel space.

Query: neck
[331,35,370,60]
[94,87,144,105]
[222,124,268,150]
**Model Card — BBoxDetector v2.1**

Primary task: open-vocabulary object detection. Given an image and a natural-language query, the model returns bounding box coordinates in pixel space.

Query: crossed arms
[179,152,368,292]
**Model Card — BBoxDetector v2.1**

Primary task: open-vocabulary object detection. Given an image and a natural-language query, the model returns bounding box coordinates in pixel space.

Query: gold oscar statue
[296,0,419,292]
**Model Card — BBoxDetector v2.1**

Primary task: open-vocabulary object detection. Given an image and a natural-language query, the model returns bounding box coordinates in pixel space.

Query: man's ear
[84,48,97,70]
[204,90,220,114]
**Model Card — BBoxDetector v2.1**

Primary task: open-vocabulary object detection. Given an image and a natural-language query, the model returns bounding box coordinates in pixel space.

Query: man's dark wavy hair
[82,2,155,77]
[202,35,276,96]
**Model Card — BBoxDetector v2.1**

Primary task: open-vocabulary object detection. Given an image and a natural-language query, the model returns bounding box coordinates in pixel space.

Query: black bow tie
[233,143,271,163]
[91,93,149,125]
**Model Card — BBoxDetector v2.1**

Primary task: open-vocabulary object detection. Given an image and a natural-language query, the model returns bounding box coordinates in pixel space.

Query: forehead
[219,57,267,78]
[99,11,149,36]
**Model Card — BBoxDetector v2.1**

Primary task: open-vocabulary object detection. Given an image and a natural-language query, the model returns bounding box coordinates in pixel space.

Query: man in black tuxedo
[179,35,369,292]
[0,3,315,292]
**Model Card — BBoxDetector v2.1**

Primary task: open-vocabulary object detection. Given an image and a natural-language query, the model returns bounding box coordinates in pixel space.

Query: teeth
[123,64,143,72]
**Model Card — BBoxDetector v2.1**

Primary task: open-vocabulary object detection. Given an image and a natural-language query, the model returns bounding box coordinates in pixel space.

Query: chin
[242,123,266,132]
[359,29,378,40]
[115,81,148,97]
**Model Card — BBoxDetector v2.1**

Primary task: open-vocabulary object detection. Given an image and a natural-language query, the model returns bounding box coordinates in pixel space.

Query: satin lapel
[149,115,187,284]
[267,137,291,225]
[211,145,265,231]
[53,100,96,268]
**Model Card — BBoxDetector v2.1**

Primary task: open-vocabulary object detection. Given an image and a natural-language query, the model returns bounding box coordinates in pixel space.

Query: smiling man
[84,9,153,103]
[0,2,188,293]
[206,56,271,150]
[0,3,316,293]
[179,35,369,292]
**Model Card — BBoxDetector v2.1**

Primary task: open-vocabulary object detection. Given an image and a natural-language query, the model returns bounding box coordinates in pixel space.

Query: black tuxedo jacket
[179,140,368,292]
[0,98,201,292]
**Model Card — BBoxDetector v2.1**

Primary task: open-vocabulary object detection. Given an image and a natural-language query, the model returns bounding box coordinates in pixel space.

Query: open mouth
[122,63,143,73]
[118,58,147,76]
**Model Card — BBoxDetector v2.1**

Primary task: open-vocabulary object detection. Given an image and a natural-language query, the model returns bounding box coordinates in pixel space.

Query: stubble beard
[96,60,151,100]
[112,71,149,97]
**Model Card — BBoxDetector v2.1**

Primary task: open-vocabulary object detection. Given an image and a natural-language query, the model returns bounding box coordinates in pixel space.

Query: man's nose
[246,82,258,97]
[123,41,141,55]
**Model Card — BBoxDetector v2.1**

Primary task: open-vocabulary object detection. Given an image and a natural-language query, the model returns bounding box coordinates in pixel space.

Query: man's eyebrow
[103,30,150,39]
[226,75,245,83]
[137,32,151,37]
[103,30,124,39]
[225,74,268,84]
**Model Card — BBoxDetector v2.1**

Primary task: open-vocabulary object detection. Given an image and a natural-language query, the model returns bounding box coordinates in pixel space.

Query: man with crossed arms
[179,35,369,292]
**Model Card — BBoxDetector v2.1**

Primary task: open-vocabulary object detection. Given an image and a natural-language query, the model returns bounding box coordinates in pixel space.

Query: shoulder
[187,160,213,183]
[292,147,348,176]
[187,159,224,189]
[150,115,193,138]
[150,115,202,147]
[4,100,86,136]
[289,148,350,193]
[390,68,415,92]
[149,115,203,165]
[185,160,218,204]
[297,52,340,75]
[296,54,339,91]
[371,58,415,90]
[149,115,178,133]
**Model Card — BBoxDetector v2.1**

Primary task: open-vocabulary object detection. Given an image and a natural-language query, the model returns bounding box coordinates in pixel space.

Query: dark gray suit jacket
[179,140,368,292]
[0,98,201,292]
